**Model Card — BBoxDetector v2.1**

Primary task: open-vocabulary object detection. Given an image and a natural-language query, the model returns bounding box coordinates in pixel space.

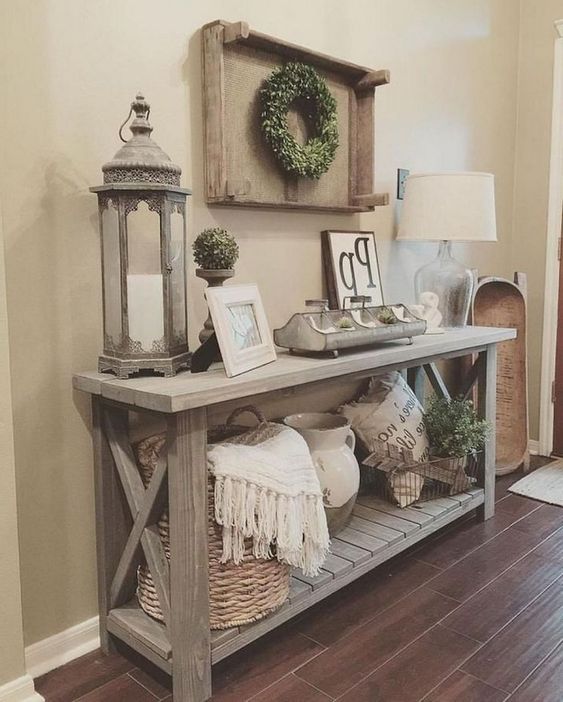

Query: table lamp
[397,172,497,328]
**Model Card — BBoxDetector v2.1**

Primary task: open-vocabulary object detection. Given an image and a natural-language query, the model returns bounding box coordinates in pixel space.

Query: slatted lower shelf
[106,489,484,673]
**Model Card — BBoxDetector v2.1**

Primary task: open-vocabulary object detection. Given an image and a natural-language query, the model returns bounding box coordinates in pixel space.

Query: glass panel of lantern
[125,199,164,353]
[100,198,122,352]
[169,200,188,349]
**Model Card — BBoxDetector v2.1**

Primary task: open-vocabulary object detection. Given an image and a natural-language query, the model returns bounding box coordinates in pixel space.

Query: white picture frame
[322,230,384,309]
[205,284,277,377]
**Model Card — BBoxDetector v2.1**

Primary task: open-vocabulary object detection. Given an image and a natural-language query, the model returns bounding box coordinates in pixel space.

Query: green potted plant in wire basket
[423,396,491,495]
[193,227,239,343]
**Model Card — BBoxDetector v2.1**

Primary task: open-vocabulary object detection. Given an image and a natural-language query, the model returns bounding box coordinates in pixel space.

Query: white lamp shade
[397,172,497,242]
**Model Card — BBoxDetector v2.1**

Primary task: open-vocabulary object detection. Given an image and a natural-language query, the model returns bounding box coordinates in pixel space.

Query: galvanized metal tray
[273,304,426,357]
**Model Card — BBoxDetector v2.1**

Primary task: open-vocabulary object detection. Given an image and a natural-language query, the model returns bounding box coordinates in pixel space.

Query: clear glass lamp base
[414,241,474,328]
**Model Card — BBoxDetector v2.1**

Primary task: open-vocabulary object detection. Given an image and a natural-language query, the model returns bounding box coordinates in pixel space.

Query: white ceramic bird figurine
[410,291,444,333]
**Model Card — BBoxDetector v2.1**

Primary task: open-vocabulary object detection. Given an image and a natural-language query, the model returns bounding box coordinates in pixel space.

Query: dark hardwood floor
[36,457,563,701]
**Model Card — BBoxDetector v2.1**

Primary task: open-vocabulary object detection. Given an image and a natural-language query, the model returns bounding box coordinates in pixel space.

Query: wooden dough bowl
[473,275,530,475]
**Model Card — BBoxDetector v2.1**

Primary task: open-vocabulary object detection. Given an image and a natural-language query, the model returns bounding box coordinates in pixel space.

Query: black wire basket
[361,441,483,508]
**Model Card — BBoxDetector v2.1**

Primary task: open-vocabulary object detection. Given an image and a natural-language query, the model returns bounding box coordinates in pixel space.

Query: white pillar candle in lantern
[126,274,165,352]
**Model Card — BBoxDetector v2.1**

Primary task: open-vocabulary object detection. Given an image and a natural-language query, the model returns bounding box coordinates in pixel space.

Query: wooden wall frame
[202,20,390,214]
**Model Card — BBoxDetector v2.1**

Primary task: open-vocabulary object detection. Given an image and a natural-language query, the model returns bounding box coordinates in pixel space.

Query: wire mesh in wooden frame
[361,440,483,508]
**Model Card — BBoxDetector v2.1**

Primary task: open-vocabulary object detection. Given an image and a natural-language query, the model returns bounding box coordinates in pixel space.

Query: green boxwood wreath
[260,62,339,179]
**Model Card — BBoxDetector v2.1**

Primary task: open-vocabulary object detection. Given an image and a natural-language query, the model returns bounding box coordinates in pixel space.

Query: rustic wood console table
[73,326,515,701]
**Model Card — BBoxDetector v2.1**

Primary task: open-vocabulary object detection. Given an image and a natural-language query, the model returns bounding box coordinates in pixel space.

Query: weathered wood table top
[73,326,516,412]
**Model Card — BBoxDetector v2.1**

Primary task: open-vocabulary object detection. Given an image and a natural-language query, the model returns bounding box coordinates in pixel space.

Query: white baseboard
[25,617,99,679]
[0,675,43,702]
[529,439,540,455]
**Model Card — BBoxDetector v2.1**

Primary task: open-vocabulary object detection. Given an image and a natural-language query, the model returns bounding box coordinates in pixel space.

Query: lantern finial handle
[118,93,153,143]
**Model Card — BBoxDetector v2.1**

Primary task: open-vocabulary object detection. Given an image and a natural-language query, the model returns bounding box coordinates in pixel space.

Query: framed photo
[206,284,277,377]
[321,230,384,309]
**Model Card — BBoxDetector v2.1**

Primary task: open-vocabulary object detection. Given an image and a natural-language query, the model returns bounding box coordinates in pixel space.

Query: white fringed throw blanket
[208,426,330,576]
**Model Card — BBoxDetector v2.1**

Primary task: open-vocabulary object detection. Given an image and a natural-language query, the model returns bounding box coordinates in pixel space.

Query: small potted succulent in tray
[193,227,239,343]
[423,396,490,494]
[376,307,398,325]
[335,316,355,330]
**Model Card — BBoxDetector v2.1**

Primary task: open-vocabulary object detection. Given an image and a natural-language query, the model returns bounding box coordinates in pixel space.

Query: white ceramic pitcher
[283,412,360,536]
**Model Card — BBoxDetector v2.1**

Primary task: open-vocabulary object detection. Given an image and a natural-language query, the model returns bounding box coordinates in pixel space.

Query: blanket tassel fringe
[214,476,330,577]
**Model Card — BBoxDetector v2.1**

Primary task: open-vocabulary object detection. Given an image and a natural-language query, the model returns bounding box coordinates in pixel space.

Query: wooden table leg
[92,398,131,653]
[477,344,497,521]
[167,407,211,701]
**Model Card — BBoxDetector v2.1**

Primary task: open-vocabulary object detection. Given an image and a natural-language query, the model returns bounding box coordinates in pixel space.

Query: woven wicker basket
[135,407,290,630]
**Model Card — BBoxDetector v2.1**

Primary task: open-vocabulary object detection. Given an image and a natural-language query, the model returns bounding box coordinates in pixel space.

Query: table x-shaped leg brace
[103,407,171,630]
[409,358,484,403]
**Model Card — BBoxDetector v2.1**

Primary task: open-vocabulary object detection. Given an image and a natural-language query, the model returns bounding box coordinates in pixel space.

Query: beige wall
[512,0,563,439]
[0,206,27,685]
[0,0,520,646]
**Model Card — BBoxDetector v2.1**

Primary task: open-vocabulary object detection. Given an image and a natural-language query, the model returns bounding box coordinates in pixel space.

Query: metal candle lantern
[91,94,191,378]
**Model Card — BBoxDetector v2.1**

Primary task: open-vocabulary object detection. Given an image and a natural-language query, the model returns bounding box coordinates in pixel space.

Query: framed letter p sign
[322,230,384,309]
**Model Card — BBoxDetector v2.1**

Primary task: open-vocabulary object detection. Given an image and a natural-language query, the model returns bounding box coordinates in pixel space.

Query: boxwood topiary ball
[193,228,239,270]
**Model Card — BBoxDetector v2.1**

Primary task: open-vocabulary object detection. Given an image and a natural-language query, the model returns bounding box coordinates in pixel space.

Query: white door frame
[539,20,563,455]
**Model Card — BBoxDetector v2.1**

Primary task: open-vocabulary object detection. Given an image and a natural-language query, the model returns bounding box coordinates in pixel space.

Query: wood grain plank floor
[423,670,509,702]
[510,503,563,539]
[249,674,332,701]
[460,579,563,693]
[508,642,563,702]
[337,625,481,702]
[296,557,440,647]
[34,649,135,702]
[208,622,326,702]
[531,524,563,564]
[495,493,542,519]
[295,588,458,697]
[440,550,562,642]
[76,674,157,702]
[424,527,542,602]
[34,462,563,702]
[412,508,519,570]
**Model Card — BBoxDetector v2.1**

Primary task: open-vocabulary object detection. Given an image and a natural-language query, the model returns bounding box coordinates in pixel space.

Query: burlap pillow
[340,372,430,506]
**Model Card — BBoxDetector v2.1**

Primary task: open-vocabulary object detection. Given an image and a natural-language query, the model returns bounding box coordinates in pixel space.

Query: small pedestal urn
[196,268,234,343]
[284,413,360,537]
